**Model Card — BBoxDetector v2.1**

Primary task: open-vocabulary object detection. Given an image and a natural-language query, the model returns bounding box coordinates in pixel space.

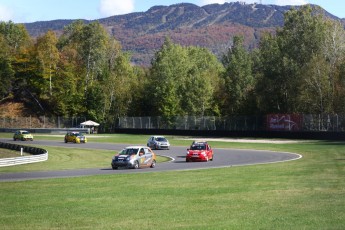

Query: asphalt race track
[0,139,302,182]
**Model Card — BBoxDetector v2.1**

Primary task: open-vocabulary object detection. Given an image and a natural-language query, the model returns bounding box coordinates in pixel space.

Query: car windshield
[190,144,206,150]
[71,133,83,136]
[22,131,30,134]
[156,137,167,142]
[120,148,138,155]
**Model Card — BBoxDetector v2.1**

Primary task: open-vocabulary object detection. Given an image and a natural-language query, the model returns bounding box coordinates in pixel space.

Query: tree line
[0,6,344,127]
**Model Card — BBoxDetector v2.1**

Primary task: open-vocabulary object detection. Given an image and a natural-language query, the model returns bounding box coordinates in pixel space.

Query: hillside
[23,2,344,65]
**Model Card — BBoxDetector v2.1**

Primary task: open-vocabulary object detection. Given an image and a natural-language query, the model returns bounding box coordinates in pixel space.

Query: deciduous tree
[221,36,254,115]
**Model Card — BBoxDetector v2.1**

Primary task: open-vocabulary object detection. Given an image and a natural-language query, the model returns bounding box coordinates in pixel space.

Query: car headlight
[129,159,135,164]
[201,152,206,156]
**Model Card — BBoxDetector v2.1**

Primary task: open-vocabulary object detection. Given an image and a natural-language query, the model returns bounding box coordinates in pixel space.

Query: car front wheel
[150,160,156,168]
[133,161,139,169]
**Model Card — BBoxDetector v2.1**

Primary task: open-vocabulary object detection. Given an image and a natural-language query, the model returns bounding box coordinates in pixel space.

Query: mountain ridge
[23,2,343,65]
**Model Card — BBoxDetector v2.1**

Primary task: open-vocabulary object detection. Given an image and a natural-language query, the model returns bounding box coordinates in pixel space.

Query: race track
[0,139,301,181]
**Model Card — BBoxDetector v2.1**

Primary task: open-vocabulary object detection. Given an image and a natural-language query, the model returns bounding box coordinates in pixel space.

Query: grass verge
[0,148,31,158]
[0,134,344,229]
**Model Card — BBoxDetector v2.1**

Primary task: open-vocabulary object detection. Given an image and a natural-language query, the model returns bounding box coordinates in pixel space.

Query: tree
[322,19,345,113]
[0,57,14,100]
[54,43,85,116]
[58,21,110,118]
[255,32,288,113]
[58,21,108,91]
[299,55,332,113]
[255,5,338,114]
[335,61,345,113]
[221,36,254,115]
[0,21,32,103]
[147,37,223,128]
[148,37,188,119]
[101,45,137,120]
[79,22,108,93]
[277,5,329,113]
[35,30,60,98]
[0,21,31,55]
[180,46,223,116]
[0,34,14,100]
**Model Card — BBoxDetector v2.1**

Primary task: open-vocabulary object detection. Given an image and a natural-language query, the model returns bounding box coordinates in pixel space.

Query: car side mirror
[187,149,189,151]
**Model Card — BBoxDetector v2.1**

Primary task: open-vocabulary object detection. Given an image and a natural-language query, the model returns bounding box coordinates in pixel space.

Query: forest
[0,6,345,128]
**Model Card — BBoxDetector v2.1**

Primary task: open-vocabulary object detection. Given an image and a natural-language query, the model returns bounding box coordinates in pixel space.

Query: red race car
[186,141,214,162]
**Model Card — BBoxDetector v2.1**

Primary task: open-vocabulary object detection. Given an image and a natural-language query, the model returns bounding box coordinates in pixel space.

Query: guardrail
[0,128,90,134]
[0,142,48,167]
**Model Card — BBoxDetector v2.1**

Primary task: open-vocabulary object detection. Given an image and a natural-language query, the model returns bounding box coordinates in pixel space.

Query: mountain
[23,2,342,65]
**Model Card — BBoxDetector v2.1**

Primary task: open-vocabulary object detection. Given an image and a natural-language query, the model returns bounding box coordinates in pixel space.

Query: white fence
[0,152,48,167]
[0,142,49,167]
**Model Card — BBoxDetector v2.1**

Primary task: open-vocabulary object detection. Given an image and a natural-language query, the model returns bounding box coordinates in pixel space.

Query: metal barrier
[1,114,344,132]
[116,114,345,132]
[0,128,90,134]
[0,142,48,167]
[0,154,48,167]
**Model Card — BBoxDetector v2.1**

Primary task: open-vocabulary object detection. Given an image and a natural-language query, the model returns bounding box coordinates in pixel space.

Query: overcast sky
[0,0,343,23]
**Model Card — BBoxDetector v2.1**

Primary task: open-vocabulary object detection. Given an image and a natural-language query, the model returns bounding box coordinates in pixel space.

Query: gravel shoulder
[180,137,310,144]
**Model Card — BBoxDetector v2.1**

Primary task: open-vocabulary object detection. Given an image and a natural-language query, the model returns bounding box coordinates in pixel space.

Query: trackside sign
[266,114,303,131]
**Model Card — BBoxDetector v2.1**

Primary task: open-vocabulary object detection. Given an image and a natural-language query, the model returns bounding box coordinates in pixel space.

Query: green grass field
[0,133,344,229]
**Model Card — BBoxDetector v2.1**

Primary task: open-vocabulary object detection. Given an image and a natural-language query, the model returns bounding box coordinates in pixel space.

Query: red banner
[266,114,302,131]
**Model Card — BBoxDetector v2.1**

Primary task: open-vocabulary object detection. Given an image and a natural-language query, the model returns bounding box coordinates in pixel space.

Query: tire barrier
[0,142,48,167]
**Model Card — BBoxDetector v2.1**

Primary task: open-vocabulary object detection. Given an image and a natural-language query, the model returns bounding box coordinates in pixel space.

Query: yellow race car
[64,132,87,143]
[13,130,34,141]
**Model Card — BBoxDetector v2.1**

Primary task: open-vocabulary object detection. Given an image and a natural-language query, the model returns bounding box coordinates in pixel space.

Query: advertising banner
[266,114,302,131]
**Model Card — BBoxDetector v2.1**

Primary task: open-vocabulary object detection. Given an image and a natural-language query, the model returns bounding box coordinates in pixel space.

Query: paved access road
[0,139,301,181]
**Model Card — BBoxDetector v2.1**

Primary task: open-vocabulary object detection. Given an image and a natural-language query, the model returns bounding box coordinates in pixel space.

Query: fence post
[336,114,339,131]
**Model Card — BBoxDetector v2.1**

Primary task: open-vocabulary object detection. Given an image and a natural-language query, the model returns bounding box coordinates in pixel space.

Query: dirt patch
[0,101,28,117]
[0,101,51,128]
[180,137,308,144]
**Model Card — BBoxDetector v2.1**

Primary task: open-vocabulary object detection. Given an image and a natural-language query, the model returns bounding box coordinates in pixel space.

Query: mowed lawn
[0,134,344,229]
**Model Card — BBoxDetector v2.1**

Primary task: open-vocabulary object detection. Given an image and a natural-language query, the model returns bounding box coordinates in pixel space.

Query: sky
[0,0,343,23]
